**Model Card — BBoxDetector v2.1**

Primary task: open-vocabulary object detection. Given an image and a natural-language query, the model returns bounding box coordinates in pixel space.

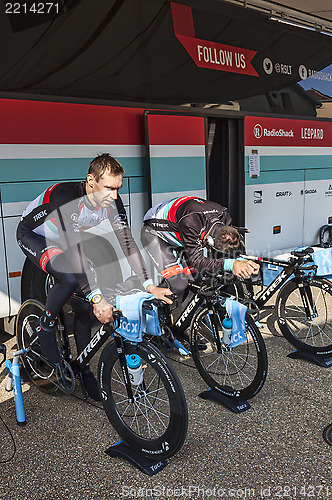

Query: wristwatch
[91,293,102,304]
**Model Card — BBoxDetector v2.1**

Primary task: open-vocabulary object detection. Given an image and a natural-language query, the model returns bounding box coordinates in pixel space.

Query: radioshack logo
[253,124,263,139]
[254,125,294,139]
[254,191,262,204]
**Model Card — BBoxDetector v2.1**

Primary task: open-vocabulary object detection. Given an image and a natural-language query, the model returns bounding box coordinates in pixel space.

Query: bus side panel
[145,113,207,205]
[244,116,332,255]
[0,100,148,317]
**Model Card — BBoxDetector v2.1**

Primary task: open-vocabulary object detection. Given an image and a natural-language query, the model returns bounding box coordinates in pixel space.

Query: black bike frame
[245,256,318,318]
[169,282,205,337]
[58,307,139,401]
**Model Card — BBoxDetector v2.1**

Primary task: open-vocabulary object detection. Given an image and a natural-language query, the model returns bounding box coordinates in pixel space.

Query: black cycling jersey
[143,196,232,274]
[20,181,150,297]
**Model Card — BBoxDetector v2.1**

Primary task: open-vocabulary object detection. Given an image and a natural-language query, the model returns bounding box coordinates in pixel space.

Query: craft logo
[253,124,263,139]
[254,191,262,204]
[276,191,292,197]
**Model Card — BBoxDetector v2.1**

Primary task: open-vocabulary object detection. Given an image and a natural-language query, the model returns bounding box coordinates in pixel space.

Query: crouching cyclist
[17,154,172,400]
[141,196,260,296]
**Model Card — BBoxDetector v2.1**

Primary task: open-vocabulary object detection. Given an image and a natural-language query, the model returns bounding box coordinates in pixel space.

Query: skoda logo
[253,124,263,139]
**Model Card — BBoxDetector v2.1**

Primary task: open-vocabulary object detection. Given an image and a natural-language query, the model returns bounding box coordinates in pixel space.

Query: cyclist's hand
[232,259,260,279]
[93,299,114,323]
[146,284,173,304]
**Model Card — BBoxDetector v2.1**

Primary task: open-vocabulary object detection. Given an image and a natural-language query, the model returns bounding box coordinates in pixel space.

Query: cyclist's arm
[110,199,172,302]
[52,190,106,304]
[230,259,260,278]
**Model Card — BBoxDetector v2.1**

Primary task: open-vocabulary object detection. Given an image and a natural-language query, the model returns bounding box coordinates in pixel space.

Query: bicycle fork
[206,302,224,353]
[114,336,144,403]
[296,278,318,320]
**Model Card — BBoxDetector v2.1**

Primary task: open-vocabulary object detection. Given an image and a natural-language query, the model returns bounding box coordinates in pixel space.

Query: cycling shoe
[82,369,101,401]
[35,319,60,364]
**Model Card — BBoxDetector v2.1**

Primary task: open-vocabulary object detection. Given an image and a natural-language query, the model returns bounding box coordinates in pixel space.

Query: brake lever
[112,310,122,330]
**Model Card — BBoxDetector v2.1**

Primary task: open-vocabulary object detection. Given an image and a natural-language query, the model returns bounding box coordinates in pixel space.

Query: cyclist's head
[215,226,240,254]
[88,153,125,182]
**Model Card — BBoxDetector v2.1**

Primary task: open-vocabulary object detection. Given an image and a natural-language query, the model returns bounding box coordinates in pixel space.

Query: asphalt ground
[0,305,331,500]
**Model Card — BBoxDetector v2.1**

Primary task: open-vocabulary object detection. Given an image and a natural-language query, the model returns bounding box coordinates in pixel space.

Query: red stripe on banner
[171,2,258,77]
[148,115,205,145]
[0,99,145,145]
[170,2,195,37]
[42,184,61,204]
[245,116,332,147]
[39,247,64,272]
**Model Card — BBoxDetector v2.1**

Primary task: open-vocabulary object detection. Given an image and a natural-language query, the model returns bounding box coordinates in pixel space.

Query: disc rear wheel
[16,299,62,393]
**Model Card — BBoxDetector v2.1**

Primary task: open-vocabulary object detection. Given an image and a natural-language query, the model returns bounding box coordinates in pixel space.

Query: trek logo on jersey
[33,209,47,221]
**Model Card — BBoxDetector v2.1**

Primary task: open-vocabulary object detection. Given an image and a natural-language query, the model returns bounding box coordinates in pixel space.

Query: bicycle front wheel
[98,339,188,459]
[276,277,332,355]
[16,299,62,393]
[190,307,267,400]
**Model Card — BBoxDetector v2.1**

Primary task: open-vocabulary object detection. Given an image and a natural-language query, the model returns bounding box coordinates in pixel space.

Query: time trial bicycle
[149,272,268,402]
[229,246,332,356]
[15,295,188,459]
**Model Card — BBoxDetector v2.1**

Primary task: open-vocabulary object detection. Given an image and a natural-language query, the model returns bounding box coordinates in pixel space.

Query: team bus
[1,97,331,328]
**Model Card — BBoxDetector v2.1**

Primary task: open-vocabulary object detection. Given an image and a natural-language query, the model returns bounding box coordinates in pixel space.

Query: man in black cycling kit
[141,196,260,295]
[17,153,172,400]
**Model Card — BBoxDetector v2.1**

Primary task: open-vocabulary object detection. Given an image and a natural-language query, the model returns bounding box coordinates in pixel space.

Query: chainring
[56,360,76,394]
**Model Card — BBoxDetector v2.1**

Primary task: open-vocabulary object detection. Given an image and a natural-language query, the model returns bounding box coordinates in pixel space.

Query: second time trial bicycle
[233,247,332,356]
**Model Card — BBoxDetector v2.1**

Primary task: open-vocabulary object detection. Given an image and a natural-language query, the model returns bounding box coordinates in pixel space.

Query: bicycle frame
[166,280,228,353]
[168,282,205,338]
[244,255,319,319]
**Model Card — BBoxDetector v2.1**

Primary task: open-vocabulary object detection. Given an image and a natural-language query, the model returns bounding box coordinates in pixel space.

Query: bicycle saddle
[291,247,314,258]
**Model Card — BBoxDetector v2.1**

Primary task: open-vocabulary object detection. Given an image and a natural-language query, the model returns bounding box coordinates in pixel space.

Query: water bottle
[222,317,233,346]
[126,354,143,386]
